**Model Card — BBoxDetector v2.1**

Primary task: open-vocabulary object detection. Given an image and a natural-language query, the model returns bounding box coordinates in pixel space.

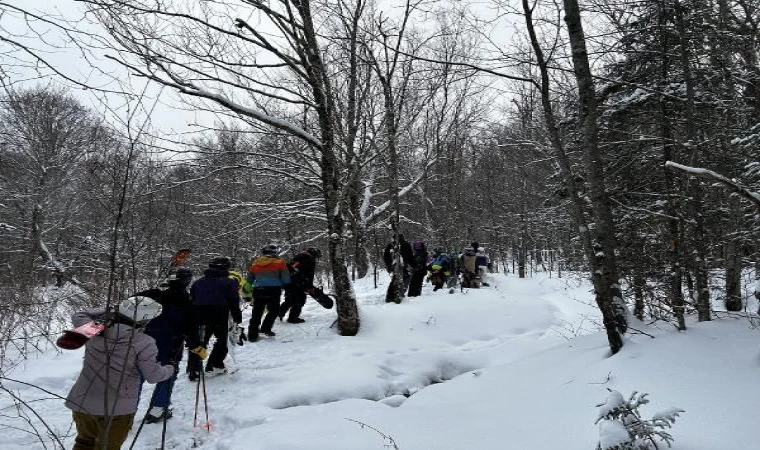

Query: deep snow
[2,271,759,449]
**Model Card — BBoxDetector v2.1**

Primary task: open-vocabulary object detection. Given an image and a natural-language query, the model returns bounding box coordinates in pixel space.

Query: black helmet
[209,256,231,270]
[433,248,444,255]
[261,244,279,256]
[305,247,322,259]
[167,268,193,286]
[173,268,193,280]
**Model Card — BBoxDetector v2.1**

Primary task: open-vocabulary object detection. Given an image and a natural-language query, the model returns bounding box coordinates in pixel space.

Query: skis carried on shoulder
[159,248,192,280]
[56,319,108,350]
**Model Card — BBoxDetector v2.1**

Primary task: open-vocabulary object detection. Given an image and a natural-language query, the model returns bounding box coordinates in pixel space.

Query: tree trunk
[675,0,707,324]
[380,70,405,304]
[725,196,742,312]
[724,238,742,312]
[657,6,686,328]
[563,0,625,352]
[301,0,359,335]
[633,271,645,321]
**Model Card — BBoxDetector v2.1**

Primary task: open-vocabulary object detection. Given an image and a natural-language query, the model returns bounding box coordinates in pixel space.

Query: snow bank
[2,272,758,450]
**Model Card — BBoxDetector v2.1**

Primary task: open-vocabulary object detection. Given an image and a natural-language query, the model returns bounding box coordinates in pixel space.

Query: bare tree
[80,0,364,334]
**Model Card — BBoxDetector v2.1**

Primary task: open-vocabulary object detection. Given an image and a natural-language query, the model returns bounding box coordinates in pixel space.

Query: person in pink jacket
[65,297,174,450]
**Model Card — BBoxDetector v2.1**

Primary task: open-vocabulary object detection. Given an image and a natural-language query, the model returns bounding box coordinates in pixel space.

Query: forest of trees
[1,0,760,354]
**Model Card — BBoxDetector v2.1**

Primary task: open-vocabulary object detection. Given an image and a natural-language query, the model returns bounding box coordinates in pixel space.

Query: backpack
[462,250,477,273]
[431,253,448,269]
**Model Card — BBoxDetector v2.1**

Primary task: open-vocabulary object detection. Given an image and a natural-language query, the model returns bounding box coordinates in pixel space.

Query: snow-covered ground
[2,271,759,449]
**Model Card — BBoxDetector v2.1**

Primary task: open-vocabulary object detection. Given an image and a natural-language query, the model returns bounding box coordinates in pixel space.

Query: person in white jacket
[65,298,174,450]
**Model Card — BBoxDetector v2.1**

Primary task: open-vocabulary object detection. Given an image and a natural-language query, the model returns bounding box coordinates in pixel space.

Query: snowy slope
[2,272,758,450]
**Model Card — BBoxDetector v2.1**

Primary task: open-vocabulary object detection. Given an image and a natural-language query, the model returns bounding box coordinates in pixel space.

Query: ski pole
[159,344,185,450]
[192,325,206,429]
[129,341,184,450]
[128,385,160,450]
[200,366,210,432]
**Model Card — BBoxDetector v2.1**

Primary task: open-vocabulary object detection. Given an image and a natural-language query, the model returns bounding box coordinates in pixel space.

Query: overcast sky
[1,0,218,145]
[1,0,525,147]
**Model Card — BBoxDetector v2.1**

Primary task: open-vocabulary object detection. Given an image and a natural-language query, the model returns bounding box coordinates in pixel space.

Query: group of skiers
[63,240,493,449]
[383,237,493,302]
[63,245,331,450]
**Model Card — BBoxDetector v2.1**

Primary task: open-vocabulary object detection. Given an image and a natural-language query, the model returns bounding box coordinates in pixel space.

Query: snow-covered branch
[665,161,760,210]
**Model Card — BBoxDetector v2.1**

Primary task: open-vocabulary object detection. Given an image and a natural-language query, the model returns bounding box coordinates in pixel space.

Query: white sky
[1,0,529,145]
[1,0,216,143]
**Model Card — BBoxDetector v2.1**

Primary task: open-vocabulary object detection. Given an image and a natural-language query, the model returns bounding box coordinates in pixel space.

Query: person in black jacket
[407,240,428,297]
[187,257,242,379]
[280,247,321,323]
[134,268,194,423]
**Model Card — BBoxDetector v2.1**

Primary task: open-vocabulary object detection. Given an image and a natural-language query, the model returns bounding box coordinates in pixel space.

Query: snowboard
[309,288,334,309]
[56,320,106,350]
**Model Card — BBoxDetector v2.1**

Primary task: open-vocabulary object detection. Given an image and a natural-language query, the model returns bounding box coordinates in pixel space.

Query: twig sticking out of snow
[346,418,402,450]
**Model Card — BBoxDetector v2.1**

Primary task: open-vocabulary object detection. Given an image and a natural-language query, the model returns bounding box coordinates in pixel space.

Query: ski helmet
[305,247,322,259]
[209,256,231,270]
[119,296,162,325]
[261,244,279,256]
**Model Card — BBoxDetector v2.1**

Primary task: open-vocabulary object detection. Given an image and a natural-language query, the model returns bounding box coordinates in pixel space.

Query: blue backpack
[431,253,448,269]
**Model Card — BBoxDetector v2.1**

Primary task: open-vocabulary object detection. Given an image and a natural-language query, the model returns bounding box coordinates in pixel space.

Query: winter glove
[190,346,208,360]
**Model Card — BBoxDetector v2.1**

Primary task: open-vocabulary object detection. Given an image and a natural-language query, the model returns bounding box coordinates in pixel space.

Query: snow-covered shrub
[595,390,684,450]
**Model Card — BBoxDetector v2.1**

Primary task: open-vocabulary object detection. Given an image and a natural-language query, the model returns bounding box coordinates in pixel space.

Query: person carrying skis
[246,244,291,341]
[280,247,321,324]
[186,257,242,379]
[132,268,194,424]
[407,239,428,297]
[427,248,452,292]
[65,297,174,450]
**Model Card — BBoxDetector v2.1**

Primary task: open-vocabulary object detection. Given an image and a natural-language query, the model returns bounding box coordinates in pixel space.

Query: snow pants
[187,321,229,371]
[149,337,183,409]
[72,411,135,450]
[280,284,307,321]
[250,287,282,336]
[429,271,446,291]
[407,268,426,297]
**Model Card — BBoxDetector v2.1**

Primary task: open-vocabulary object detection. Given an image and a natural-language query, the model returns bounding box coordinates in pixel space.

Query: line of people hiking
[63,239,491,448]
[64,244,333,449]
[383,237,493,302]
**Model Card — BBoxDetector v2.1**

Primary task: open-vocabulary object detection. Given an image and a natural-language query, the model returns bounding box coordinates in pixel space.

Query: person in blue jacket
[187,257,242,379]
[246,245,291,341]
[133,267,194,423]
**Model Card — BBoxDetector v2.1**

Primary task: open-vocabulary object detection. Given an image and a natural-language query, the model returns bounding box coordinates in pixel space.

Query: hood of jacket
[203,267,229,278]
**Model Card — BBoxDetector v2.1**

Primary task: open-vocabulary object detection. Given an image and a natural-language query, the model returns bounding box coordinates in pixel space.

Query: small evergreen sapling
[595,389,684,450]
